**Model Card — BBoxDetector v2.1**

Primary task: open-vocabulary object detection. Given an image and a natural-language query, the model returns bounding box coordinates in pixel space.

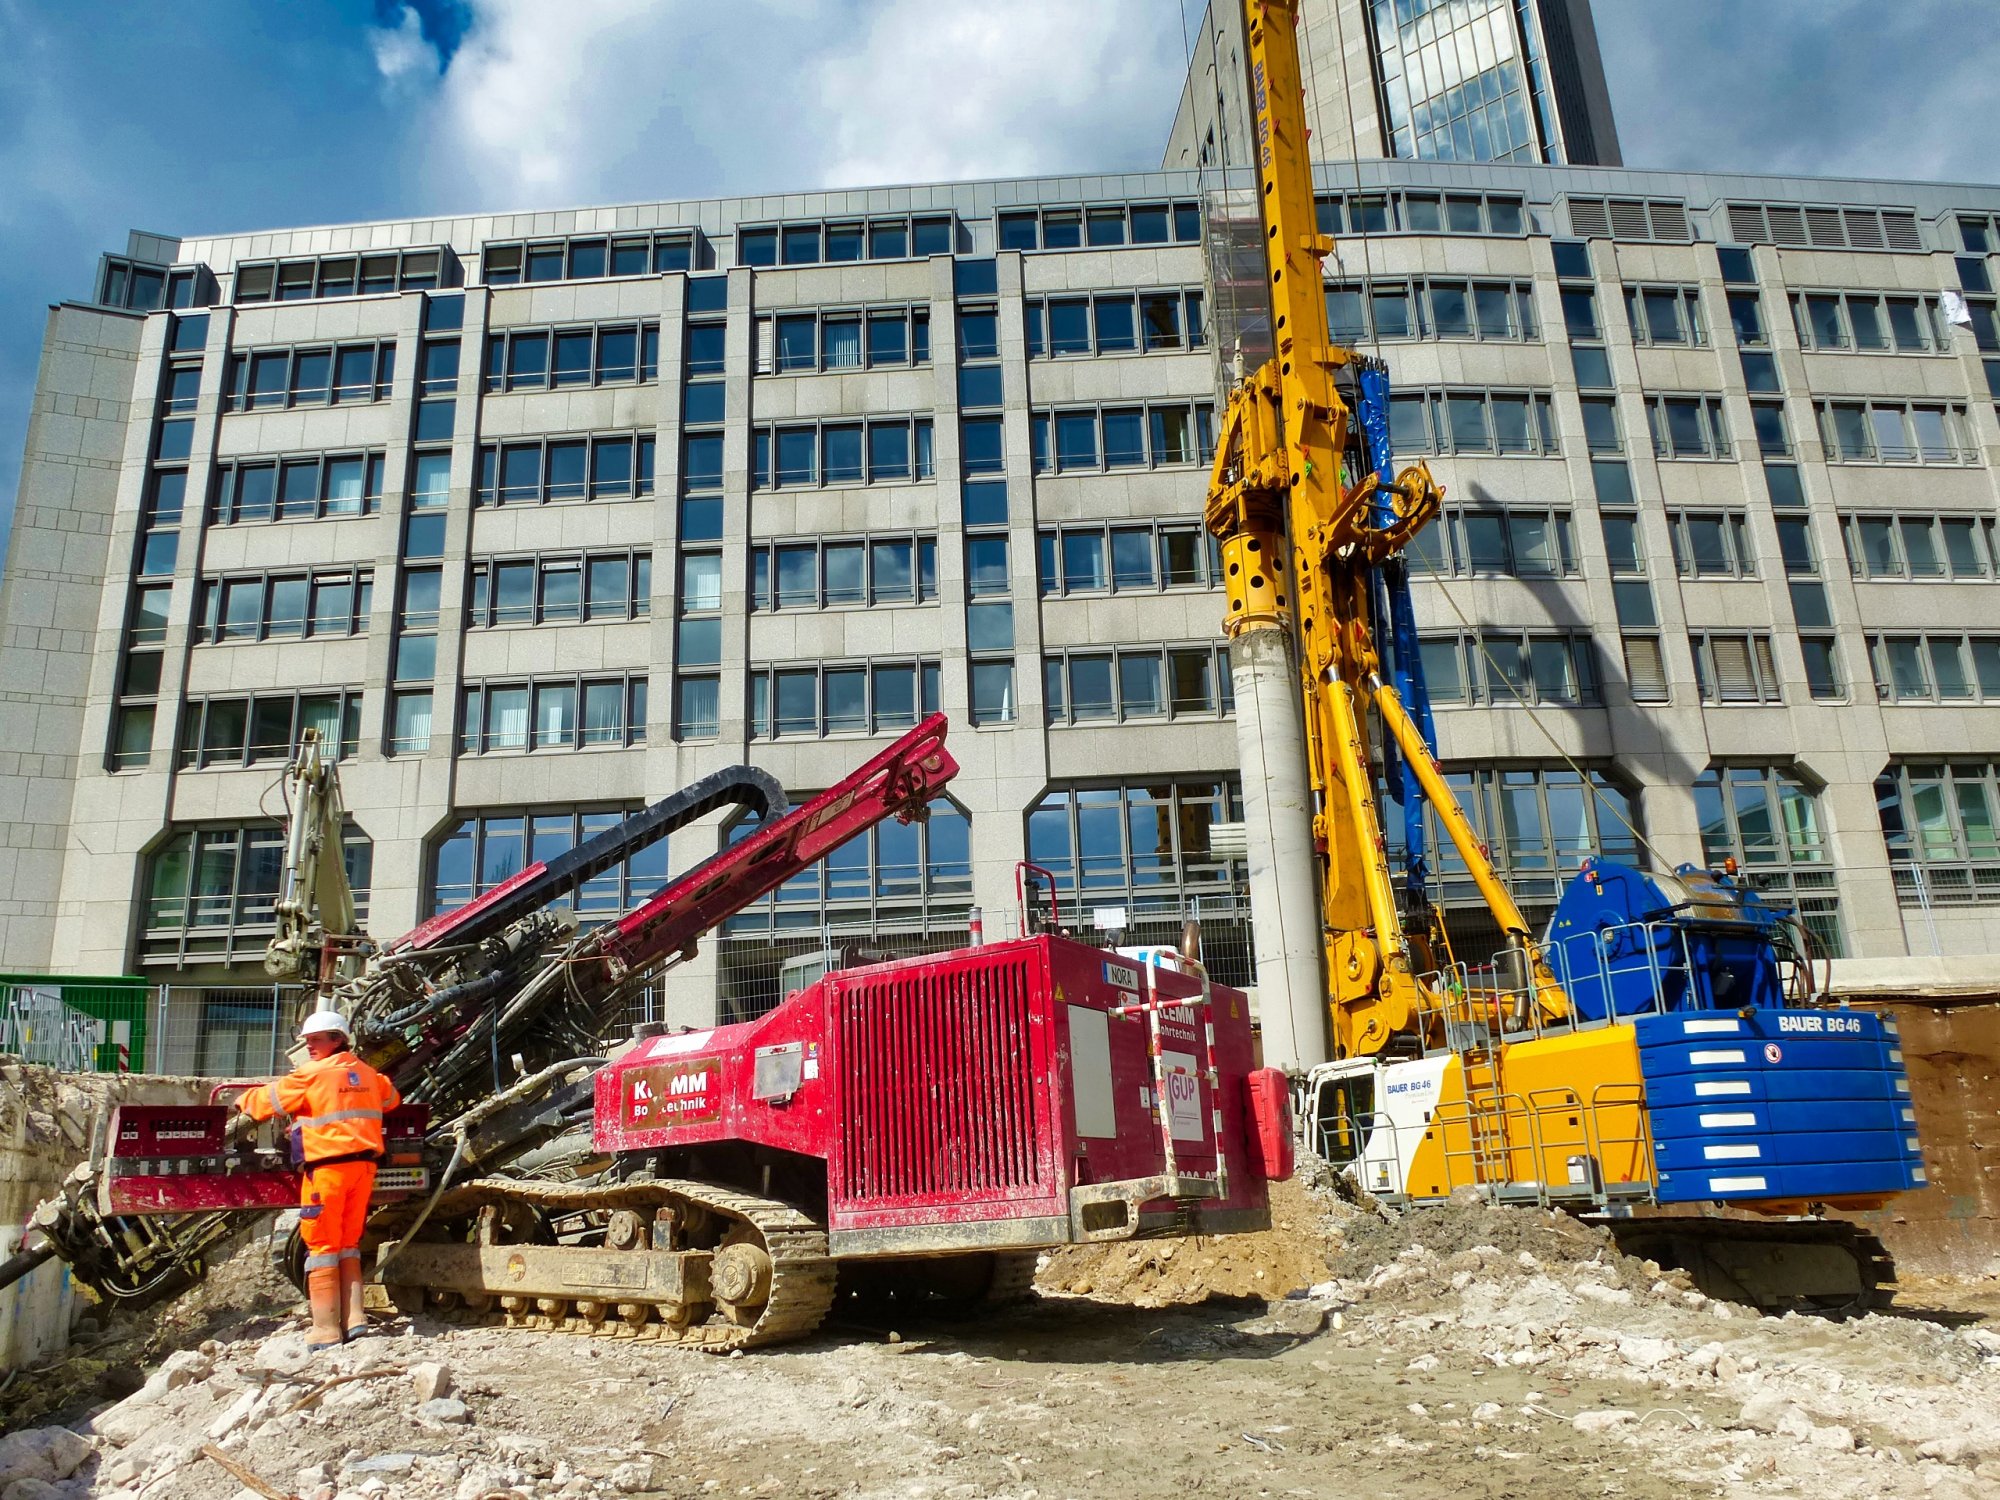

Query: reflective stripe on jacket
[239,1049,401,1163]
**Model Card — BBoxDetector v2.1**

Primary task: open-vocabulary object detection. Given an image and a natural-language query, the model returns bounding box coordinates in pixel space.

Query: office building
[3,158,1999,1065]
[1164,0,1622,174]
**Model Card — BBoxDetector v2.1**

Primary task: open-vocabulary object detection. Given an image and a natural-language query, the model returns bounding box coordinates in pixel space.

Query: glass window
[1119,654,1163,717]
[1062,531,1106,592]
[1055,411,1098,470]
[823,543,865,605]
[966,536,1009,597]
[966,602,1011,651]
[1110,528,1156,590]
[1561,288,1598,341]
[776,427,816,486]
[1942,519,1985,576]
[912,217,952,256]
[675,676,719,739]
[1049,298,1091,356]
[871,539,914,601]
[782,225,822,265]
[579,680,625,744]
[677,617,720,667]
[958,365,1004,408]
[1445,394,1489,451]
[506,332,550,389]
[1845,297,1887,350]
[1642,288,1685,344]
[823,424,865,484]
[776,316,816,372]
[1326,287,1366,342]
[1095,297,1137,353]
[1068,656,1115,719]
[530,682,575,747]
[1101,408,1144,468]
[1911,407,1952,461]
[866,311,908,366]
[1576,402,1624,456]
[1429,283,1470,338]
[1141,293,1184,350]
[868,421,910,481]
[585,555,632,620]
[1473,284,1513,339]
[998,213,1038,251]
[1040,211,1081,249]
[960,417,1004,476]
[774,670,817,735]
[1552,240,1592,280]
[1805,294,1845,348]
[957,309,998,362]
[1359,286,1410,343]
[868,221,908,258]
[1887,298,1926,351]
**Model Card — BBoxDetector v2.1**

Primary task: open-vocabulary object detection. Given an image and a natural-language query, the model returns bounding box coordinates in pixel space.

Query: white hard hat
[297,1008,351,1040]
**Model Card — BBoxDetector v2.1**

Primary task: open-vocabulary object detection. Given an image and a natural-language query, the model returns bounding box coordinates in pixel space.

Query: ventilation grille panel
[836,954,1042,1204]
[1723,201,1925,253]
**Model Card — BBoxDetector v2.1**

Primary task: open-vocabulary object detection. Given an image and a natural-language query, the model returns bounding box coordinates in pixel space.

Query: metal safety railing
[1404,917,1743,1060]
[1309,1081,1655,1210]
[0,985,103,1073]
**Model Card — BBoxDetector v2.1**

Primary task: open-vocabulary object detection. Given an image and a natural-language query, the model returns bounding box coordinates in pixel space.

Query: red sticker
[623,1059,721,1127]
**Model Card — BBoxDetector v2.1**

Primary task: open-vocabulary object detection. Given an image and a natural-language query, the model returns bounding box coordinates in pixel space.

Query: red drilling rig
[8,716,1291,1350]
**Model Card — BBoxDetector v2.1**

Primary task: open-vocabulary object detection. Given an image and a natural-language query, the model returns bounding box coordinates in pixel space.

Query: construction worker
[236,1009,400,1350]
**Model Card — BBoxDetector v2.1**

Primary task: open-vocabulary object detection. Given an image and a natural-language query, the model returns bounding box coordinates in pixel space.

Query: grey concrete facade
[1,157,1998,1030]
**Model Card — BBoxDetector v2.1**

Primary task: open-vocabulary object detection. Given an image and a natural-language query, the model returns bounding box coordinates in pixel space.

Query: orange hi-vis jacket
[240,1049,401,1165]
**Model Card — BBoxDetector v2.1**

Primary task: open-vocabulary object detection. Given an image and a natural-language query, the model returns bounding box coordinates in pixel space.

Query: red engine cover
[596,933,1283,1256]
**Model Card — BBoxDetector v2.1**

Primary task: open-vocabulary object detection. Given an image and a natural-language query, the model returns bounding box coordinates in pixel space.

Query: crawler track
[1608,1215,1895,1316]
[374,1177,835,1352]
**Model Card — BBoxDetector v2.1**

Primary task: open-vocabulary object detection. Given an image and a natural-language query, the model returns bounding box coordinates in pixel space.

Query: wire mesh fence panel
[151,984,313,1077]
[705,896,1260,1028]
[0,977,153,1072]
[715,919,976,1024]
[1028,895,1259,990]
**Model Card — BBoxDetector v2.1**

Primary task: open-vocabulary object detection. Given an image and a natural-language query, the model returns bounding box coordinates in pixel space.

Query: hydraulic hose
[377,1055,607,1273]
[0,1241,56,1294]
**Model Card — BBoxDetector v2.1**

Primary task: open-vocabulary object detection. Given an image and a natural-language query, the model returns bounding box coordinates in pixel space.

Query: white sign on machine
[1161,1049,1206,1143]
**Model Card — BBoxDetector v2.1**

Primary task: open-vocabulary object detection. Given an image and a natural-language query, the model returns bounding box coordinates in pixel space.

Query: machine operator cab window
[1309,1068,1376,1168]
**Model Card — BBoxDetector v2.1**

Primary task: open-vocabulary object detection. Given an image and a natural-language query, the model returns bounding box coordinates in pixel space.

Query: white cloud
[385,0,1187,213]
[369,5,440,85]
[420,0,681,204]
[811,0,1180,188]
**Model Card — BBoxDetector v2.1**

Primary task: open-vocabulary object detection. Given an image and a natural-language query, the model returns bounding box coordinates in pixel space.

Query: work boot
[340,1256,370,1340]
[305,1265,345,1351]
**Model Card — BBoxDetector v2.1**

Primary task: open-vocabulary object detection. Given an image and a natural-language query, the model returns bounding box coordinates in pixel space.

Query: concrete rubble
[0,1171,1995,1498]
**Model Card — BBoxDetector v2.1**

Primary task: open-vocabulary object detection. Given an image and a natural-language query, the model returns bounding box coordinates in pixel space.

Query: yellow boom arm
[1205,0,1567,1058]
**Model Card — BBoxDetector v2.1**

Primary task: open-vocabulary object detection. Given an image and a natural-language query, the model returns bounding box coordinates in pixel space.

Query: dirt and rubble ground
[6,1167,2000,1500]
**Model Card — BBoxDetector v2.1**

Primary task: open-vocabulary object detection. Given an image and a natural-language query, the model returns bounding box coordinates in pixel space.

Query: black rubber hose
[0,1241,57,1294]
[366,964,515,1037]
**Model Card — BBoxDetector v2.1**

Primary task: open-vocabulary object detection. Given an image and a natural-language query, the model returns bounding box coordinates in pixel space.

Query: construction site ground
[7,1168,2000,1500]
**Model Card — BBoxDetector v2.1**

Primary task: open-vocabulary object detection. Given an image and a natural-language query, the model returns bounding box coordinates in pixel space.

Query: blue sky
[0,0,1995,565]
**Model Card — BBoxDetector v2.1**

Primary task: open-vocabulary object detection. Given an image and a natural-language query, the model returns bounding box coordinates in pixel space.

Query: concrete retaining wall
[0,1063,204,1370]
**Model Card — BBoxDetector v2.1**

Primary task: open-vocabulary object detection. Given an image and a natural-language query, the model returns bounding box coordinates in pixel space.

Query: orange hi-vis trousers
[299,1158,377,1273]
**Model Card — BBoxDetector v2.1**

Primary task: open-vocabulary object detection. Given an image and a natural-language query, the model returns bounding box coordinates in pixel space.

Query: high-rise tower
[1165,0,1621,173]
